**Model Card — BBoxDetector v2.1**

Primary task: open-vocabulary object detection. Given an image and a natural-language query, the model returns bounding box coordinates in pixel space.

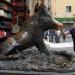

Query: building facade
[51,0,75,23]
[11,0,75,24]
[28,0,75,24]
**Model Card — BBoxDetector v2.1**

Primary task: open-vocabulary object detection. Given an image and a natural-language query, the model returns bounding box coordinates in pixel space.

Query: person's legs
[49,36,51,42]
[51,35,54,42]
[49,35,53,42]
[57,36,60,43]
[55,35,57,43]
[73,42,75,52]
[55,35,60,43]
[73,46,75,52]
[44,31,48,40]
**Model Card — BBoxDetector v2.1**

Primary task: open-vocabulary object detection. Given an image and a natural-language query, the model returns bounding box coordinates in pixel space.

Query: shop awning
[55,18,74,23]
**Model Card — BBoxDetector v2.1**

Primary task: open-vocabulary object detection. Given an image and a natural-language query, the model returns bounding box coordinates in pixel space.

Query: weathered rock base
[0,47,74,72]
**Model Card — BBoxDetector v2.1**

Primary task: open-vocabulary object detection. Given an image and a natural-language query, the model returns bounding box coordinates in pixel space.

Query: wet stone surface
[0,47,74,72]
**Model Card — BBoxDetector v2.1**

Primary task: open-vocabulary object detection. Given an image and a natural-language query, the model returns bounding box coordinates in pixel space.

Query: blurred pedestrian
[0,30,6,38]
[44,31,48,40]
[55,28,61,43]
[63,27,75,52]
[48,29,56,42]
[11,16,20,34]
[34,2,40,14]
[24,3,30,21]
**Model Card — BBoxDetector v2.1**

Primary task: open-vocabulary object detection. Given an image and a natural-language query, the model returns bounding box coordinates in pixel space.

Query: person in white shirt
[55,28,61,43]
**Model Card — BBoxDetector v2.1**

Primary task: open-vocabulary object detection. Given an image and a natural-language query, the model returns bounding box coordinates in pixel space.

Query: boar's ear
[38,7,51,18]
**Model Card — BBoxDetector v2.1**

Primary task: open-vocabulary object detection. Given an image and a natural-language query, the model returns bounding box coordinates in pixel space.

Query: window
[66,6,71,12]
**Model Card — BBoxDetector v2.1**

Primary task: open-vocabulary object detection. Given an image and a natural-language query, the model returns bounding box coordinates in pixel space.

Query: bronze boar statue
[0,7,63,58]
